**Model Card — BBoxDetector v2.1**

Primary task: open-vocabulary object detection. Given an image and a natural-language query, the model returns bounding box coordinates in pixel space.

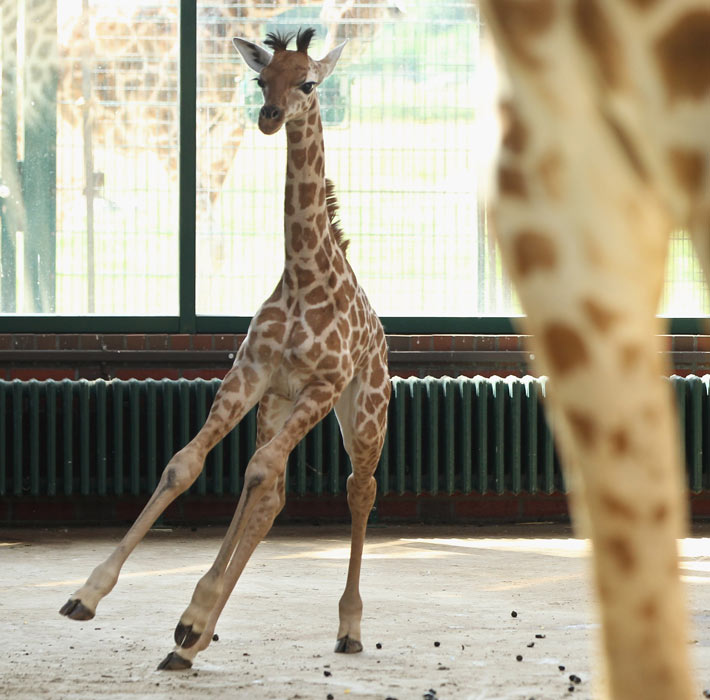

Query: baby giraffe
[59,27,391,671]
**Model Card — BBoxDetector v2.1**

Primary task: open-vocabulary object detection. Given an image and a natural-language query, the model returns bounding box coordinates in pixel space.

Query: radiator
[0,375,703,500]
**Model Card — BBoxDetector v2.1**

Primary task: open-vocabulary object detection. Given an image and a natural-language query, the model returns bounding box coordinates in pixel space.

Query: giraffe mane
[325,178,350,257]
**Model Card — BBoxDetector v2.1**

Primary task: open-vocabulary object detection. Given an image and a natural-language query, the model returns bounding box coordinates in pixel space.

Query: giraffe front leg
[59,359,269,623]
[157,383,339,670]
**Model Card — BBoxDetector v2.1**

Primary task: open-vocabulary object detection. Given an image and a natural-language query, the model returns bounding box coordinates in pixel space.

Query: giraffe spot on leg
[512,230,557,277]
[582,298,618,333]
[498,165,528,198]
[638,597,659,620]
[668,148,706,194]
[654,10,710,102]
[543,323,589,376]
[285,184,295,215]
[609,427,631,454]
[565,407,597,447]
[499,100,528,154]
[488,0,556,68]
[605,535,635,573]
[537,150,563,198]
[620,343,642,370]
[573,0,625,88]
[599,490,637,521]
[652,502,669,523]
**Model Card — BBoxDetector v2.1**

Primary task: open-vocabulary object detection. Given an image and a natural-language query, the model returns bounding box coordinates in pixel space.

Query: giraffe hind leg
[333,367,390,654]
[157,383,340,670]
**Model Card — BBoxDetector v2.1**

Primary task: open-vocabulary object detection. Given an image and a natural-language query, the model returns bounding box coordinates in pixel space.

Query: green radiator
[0,375,703,500]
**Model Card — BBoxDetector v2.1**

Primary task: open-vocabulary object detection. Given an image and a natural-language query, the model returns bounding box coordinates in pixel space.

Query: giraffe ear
[315,40,347,83]
[233,37,273,73]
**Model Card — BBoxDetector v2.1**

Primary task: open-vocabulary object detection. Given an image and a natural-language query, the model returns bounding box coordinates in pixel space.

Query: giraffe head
[233,28,346,135]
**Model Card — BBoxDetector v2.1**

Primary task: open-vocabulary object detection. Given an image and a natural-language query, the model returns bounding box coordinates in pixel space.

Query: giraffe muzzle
[259,104,284,134]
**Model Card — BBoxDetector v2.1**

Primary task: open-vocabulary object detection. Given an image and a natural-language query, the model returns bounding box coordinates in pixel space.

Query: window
[0,0,707,327]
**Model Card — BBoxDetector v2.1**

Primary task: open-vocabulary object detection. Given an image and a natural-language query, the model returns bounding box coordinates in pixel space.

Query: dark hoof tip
[157,651,193,671]
[334,636,363,654]
[59,599,95,621]
[174,622,201,648]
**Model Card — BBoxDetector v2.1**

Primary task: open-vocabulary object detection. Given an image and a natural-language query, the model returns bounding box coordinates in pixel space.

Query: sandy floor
[2,522,710,699]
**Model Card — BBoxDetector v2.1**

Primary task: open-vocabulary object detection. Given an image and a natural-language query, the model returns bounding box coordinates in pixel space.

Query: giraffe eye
[299,82,316,94]
[255,77,265,89]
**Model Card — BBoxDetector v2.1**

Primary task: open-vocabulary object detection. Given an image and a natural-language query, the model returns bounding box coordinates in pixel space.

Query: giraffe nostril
[260,105,282,121]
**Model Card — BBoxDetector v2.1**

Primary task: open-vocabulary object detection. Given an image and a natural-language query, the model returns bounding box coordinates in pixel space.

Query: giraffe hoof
[334,636,363,654]
[174,621,201,648]
[59,598,95,621]
[157,651,193,671]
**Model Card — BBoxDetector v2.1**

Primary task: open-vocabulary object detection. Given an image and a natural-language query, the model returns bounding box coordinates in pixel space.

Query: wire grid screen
[54,2,180,314]
[2,0,707,318]
[195,0,515,316]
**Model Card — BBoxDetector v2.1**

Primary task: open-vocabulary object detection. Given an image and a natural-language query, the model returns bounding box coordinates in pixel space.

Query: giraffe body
[59,28,390,670]
[479,1,710,698]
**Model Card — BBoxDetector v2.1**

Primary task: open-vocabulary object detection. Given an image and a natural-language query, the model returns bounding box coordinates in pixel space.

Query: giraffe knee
[160,446,203,493]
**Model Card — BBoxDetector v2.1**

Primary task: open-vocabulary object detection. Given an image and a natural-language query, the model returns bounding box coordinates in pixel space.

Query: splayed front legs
[59,361,268,621]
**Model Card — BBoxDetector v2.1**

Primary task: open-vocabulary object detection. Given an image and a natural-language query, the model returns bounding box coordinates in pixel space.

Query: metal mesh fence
[0,0,707,317]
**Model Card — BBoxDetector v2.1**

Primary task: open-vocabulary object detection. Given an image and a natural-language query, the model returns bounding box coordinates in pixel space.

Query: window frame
[0,0,704,337]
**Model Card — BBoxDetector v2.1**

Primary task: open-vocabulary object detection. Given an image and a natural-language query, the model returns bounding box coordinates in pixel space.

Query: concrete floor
[2,523,710,699]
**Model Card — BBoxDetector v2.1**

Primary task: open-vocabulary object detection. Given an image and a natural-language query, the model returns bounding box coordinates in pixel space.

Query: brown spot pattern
[655,11,710,102]
[600,490,637,521]
[292,148,307,170]
[537,150,563,198]
[573,0,624,88]
[298,182,317,209]
[284,184,295,216]
[307,141,318,165]
[489,0,556,68]
[498,166,528,197]
[605,535,635,573]
[609,427,630,454]
[295,266,315,287]
[582,298,618,332]
[499,100,528,154]
[305,286,328,305]
[543,323,589,376]
[565,407,597,447]
[669,148,706,194]
[620,343,642,370]
[512,230,557,277]
[305,304,333,336]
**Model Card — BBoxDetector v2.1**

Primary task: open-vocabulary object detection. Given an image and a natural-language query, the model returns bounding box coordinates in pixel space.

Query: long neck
[283,97,330,265]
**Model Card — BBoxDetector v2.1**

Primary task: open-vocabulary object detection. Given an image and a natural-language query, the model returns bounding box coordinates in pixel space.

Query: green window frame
[0,1,705,337]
